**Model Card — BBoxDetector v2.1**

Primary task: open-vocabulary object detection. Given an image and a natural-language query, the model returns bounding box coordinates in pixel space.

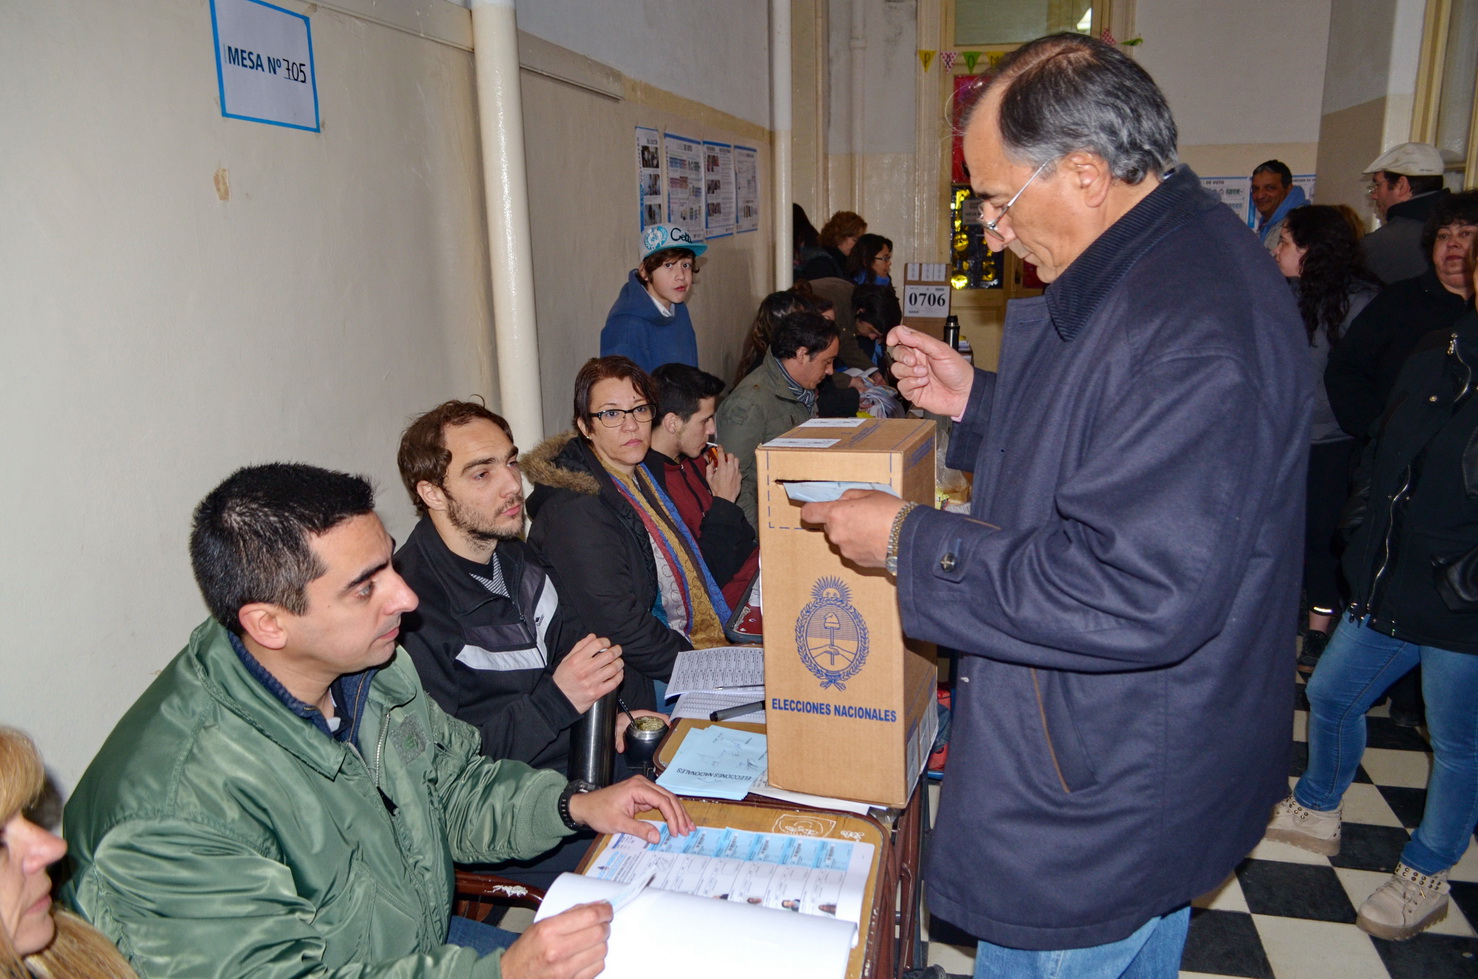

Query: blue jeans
[446,914,519,955]
[973,907,1190,979]
[1295,615,1478,875]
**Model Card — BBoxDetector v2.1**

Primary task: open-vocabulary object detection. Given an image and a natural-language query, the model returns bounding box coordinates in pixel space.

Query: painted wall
[513,0,772,128]
[1314,0,1426,221]
[825,0,923,271]
[1134,0,1332,187]
[518,59,775,428]
[1,0,496,788]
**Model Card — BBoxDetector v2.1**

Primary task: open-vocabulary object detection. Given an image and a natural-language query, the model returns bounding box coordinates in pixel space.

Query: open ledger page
[537,872,855,979]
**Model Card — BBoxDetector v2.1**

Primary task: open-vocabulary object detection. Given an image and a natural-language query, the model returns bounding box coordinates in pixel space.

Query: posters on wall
[704,141,735,238]
[637,129,759,240]
[664,134,706,242]
[734,145,759,233]
[636,127,664,229]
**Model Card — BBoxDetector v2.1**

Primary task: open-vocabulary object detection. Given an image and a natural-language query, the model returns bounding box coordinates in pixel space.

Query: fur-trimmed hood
[523,430,601,499]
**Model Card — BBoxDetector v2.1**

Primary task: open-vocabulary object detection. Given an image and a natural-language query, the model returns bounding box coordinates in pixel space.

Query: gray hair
[973,33,1177,185]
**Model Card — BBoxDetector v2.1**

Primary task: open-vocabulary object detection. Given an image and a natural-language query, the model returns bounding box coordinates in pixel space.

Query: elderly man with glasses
[804,33,1308,978]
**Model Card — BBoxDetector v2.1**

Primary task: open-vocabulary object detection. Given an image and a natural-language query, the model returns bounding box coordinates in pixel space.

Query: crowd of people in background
[5,37,1477,977]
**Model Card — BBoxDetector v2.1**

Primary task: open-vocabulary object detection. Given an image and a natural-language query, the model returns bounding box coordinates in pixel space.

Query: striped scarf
[606,463,732,648]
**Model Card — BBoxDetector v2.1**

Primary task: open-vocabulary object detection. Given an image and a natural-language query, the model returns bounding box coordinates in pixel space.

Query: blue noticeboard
[210,0,320,132]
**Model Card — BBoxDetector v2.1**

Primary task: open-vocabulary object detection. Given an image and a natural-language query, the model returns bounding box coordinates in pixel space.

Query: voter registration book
[536,821,872,979]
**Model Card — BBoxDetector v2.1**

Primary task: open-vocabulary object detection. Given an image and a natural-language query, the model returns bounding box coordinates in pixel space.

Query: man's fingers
[798,499,834,526]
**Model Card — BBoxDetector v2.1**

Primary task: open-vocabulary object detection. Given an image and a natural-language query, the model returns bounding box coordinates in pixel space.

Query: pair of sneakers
[1265,796,1450,940]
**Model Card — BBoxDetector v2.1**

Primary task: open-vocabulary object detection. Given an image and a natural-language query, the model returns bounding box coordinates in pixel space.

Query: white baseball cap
[1363,142,1445,177]
[640,223,707,260]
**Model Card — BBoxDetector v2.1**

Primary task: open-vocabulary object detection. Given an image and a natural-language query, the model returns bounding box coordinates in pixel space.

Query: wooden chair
[453,870,546,924]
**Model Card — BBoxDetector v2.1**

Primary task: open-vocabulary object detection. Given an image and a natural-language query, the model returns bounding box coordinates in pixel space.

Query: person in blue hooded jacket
[1252,159,1308,254]
[600,224,707,372]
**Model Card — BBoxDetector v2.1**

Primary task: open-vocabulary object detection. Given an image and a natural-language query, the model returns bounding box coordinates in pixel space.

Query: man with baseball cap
[1362,142,1449,284]
[600,223,708,372]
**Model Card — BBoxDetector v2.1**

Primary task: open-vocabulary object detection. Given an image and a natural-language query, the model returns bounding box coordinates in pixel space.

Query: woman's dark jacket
[1325,268,1472,439]
[1341,311,1478,653]
[524,432,690,708]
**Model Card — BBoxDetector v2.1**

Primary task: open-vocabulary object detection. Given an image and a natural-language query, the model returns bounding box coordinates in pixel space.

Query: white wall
[1135,0,1331,178]
[514,0,772,128]
[0,0,495,788]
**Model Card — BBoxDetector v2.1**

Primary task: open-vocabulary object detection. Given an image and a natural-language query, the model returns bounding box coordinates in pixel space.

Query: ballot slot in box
[755,418,939,808]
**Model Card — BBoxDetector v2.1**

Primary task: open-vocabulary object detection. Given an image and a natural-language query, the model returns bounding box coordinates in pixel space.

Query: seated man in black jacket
[393,400,626,885]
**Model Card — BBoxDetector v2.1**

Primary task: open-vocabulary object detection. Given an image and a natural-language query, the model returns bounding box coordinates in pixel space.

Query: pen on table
[713,683,763,691]
[710,700,765,722]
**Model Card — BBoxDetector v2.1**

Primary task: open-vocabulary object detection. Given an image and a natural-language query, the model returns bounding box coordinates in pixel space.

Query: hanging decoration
[961,50,981,73]
[940,51,958,72]
[918,49,936,71]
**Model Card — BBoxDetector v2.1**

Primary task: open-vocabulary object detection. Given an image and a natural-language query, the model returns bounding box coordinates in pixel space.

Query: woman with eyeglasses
[526,357,732,708]
[0,727,135,978]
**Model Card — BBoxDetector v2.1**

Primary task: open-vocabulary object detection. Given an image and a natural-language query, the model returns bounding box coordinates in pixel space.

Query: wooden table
[602,717,928,979]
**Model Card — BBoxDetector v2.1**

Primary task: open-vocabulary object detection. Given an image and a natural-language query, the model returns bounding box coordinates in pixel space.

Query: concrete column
[470,0,544,445]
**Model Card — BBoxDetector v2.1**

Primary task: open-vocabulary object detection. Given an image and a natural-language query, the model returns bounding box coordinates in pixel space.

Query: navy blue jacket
[600,270,698,372]
[898,166,1310,949]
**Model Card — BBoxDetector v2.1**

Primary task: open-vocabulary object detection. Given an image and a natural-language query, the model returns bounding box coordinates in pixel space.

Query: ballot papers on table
[665,645,765,723]
[531,821,872,978]
[668,691,765,723]
[657,725,767,799]
[665,645,763,696]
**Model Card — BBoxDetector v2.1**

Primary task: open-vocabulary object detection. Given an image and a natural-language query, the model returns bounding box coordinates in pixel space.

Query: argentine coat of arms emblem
[794,576,870,690]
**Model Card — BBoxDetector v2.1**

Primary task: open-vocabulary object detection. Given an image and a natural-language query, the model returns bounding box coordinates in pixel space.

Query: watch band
[885,502,920,576]
[558,778,595,831]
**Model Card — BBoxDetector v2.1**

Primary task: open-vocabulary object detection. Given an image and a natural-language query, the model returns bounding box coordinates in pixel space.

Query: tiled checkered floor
[923,680,1478,978]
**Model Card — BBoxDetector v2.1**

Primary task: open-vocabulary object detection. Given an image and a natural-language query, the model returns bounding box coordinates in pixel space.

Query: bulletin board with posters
[636,127,664,230]
[665,133,707,243]
[703,141,735,238]
[734,146,759,233]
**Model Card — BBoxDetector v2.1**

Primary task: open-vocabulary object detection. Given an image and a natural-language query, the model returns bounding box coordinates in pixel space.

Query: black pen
[710,700,765,722]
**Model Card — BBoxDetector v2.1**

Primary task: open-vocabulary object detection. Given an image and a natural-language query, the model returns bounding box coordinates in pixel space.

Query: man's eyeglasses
[983,160,1052,240]
[590,404,656,427]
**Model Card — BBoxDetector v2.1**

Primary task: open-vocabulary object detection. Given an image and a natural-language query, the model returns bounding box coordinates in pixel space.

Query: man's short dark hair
[652,363,725,423]
[1420,189,1478,257]
[189,464,376,633]
[979,33,1177,185]
[771,311,839,361]
[397,401,513,516]
[1253,160,1293,187]
[1382,171,1444,197]
[853,284,903,333]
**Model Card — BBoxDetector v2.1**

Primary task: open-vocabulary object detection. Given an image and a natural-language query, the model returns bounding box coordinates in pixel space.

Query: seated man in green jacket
[716,311,840,527]
[62,462,692,978]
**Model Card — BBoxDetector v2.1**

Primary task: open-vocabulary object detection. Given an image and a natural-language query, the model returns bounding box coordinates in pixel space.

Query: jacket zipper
[1030,669,1072,794]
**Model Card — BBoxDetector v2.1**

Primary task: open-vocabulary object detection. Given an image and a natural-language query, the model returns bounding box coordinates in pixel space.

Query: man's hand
[613,709,667,753]
[800,490,906,569]
[500,902,610,979]
[567,776,696,842]
[705,448,742,502]
[887,325,974,417]
[552,635,624,713]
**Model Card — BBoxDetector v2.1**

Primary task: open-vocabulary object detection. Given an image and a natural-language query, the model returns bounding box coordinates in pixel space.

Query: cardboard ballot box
[755,418,939,807]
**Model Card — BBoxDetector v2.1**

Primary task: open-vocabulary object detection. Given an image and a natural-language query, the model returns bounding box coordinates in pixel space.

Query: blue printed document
[656,725,767,800]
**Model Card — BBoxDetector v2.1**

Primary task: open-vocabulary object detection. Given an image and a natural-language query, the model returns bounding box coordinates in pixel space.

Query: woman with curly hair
[0,727,134,978]
[1272,205,1381,672]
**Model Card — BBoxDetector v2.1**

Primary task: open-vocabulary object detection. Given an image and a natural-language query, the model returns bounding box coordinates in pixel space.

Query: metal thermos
[943,315,961,350]
[569,691,616,786]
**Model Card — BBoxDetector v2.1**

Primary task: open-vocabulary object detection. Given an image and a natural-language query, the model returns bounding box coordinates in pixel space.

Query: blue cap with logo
[640,223,707,260]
